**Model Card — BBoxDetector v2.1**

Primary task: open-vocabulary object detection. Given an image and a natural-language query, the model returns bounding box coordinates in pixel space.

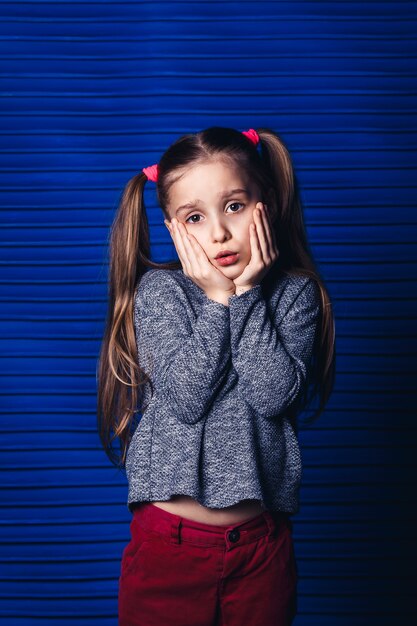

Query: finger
[260,204,274,243]
[259,204,276,258]
[185,231,212,268]
[249,220,262,262]
[263,204,279,250]
[174,220,193,270]
[176,220,205,277]
[164,219,173,235]
[171,219,192,273]
[254,204,270,260]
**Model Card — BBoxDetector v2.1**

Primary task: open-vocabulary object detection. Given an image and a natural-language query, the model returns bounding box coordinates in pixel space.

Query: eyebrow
[176,188,250,215]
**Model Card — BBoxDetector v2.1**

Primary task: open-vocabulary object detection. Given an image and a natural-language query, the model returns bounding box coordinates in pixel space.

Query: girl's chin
[218,262,246,279]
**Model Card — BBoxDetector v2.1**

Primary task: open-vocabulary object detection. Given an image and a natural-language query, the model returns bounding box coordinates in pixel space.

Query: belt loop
[263,511,277,542]
[170,516,182,544]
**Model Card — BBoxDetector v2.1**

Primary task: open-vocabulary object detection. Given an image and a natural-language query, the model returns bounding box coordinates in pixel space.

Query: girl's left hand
[233,202,280,289]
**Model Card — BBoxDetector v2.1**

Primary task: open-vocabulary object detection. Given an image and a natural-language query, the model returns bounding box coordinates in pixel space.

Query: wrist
[205,290,232,307]
[233,284,256,296]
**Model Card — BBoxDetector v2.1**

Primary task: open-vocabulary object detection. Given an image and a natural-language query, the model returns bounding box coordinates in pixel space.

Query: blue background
[1,1,416,624]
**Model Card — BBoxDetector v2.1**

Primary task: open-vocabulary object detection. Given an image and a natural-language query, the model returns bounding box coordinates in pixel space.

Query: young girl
[97,126,335,626]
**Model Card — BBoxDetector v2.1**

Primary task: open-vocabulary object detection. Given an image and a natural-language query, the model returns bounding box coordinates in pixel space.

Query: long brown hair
[97,126,336,468]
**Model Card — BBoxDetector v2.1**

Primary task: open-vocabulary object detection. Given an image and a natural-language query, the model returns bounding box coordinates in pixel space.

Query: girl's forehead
[169,161,251,199]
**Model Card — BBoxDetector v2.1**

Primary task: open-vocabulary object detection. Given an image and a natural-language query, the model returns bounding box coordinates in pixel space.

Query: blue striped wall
[1,1,416,624]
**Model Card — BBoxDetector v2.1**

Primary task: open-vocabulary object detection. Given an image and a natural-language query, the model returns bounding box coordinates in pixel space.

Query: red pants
[118,502,298,626]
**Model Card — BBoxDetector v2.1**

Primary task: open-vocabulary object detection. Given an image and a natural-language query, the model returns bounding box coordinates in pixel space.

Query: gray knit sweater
[126,267,321,514]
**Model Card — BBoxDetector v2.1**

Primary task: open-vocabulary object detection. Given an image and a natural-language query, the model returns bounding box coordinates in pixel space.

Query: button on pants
[118,502,298,626]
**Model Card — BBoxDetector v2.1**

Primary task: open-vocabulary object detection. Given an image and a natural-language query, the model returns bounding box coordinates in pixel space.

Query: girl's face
[166,160,263,280]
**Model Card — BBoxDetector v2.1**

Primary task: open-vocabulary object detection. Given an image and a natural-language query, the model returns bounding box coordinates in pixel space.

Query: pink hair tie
[242,128,260,146]
[142,163,159,182]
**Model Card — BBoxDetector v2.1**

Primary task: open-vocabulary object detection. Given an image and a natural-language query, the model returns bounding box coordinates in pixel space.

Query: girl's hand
[233,202,280,290]
[164,218,236,298]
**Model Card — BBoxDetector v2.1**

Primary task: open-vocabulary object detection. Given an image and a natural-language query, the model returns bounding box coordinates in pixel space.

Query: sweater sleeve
[228,277,321,421]
[133,270,231,425]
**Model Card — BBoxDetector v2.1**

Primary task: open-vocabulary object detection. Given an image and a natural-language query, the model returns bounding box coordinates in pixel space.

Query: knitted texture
[126,268,321,514]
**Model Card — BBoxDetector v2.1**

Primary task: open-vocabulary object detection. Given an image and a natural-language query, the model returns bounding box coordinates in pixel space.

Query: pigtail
[256,128,336,428]
[97,172,177,469]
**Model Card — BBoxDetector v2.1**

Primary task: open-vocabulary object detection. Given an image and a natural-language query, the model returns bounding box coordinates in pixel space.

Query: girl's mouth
[215,253,239,266]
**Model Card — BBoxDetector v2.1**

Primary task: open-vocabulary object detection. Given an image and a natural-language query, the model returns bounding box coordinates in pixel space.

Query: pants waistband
[132,502,290,548]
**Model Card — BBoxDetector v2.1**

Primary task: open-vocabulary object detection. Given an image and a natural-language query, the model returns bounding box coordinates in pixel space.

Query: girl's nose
[210,219,230,241]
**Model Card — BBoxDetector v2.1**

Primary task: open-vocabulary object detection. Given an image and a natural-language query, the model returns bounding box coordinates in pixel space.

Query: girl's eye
[226,202,244,213]
[185,214,202,224]
[184,203,244,224]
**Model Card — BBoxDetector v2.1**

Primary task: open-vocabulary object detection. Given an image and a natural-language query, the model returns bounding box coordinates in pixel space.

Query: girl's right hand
[164,218,236,298]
